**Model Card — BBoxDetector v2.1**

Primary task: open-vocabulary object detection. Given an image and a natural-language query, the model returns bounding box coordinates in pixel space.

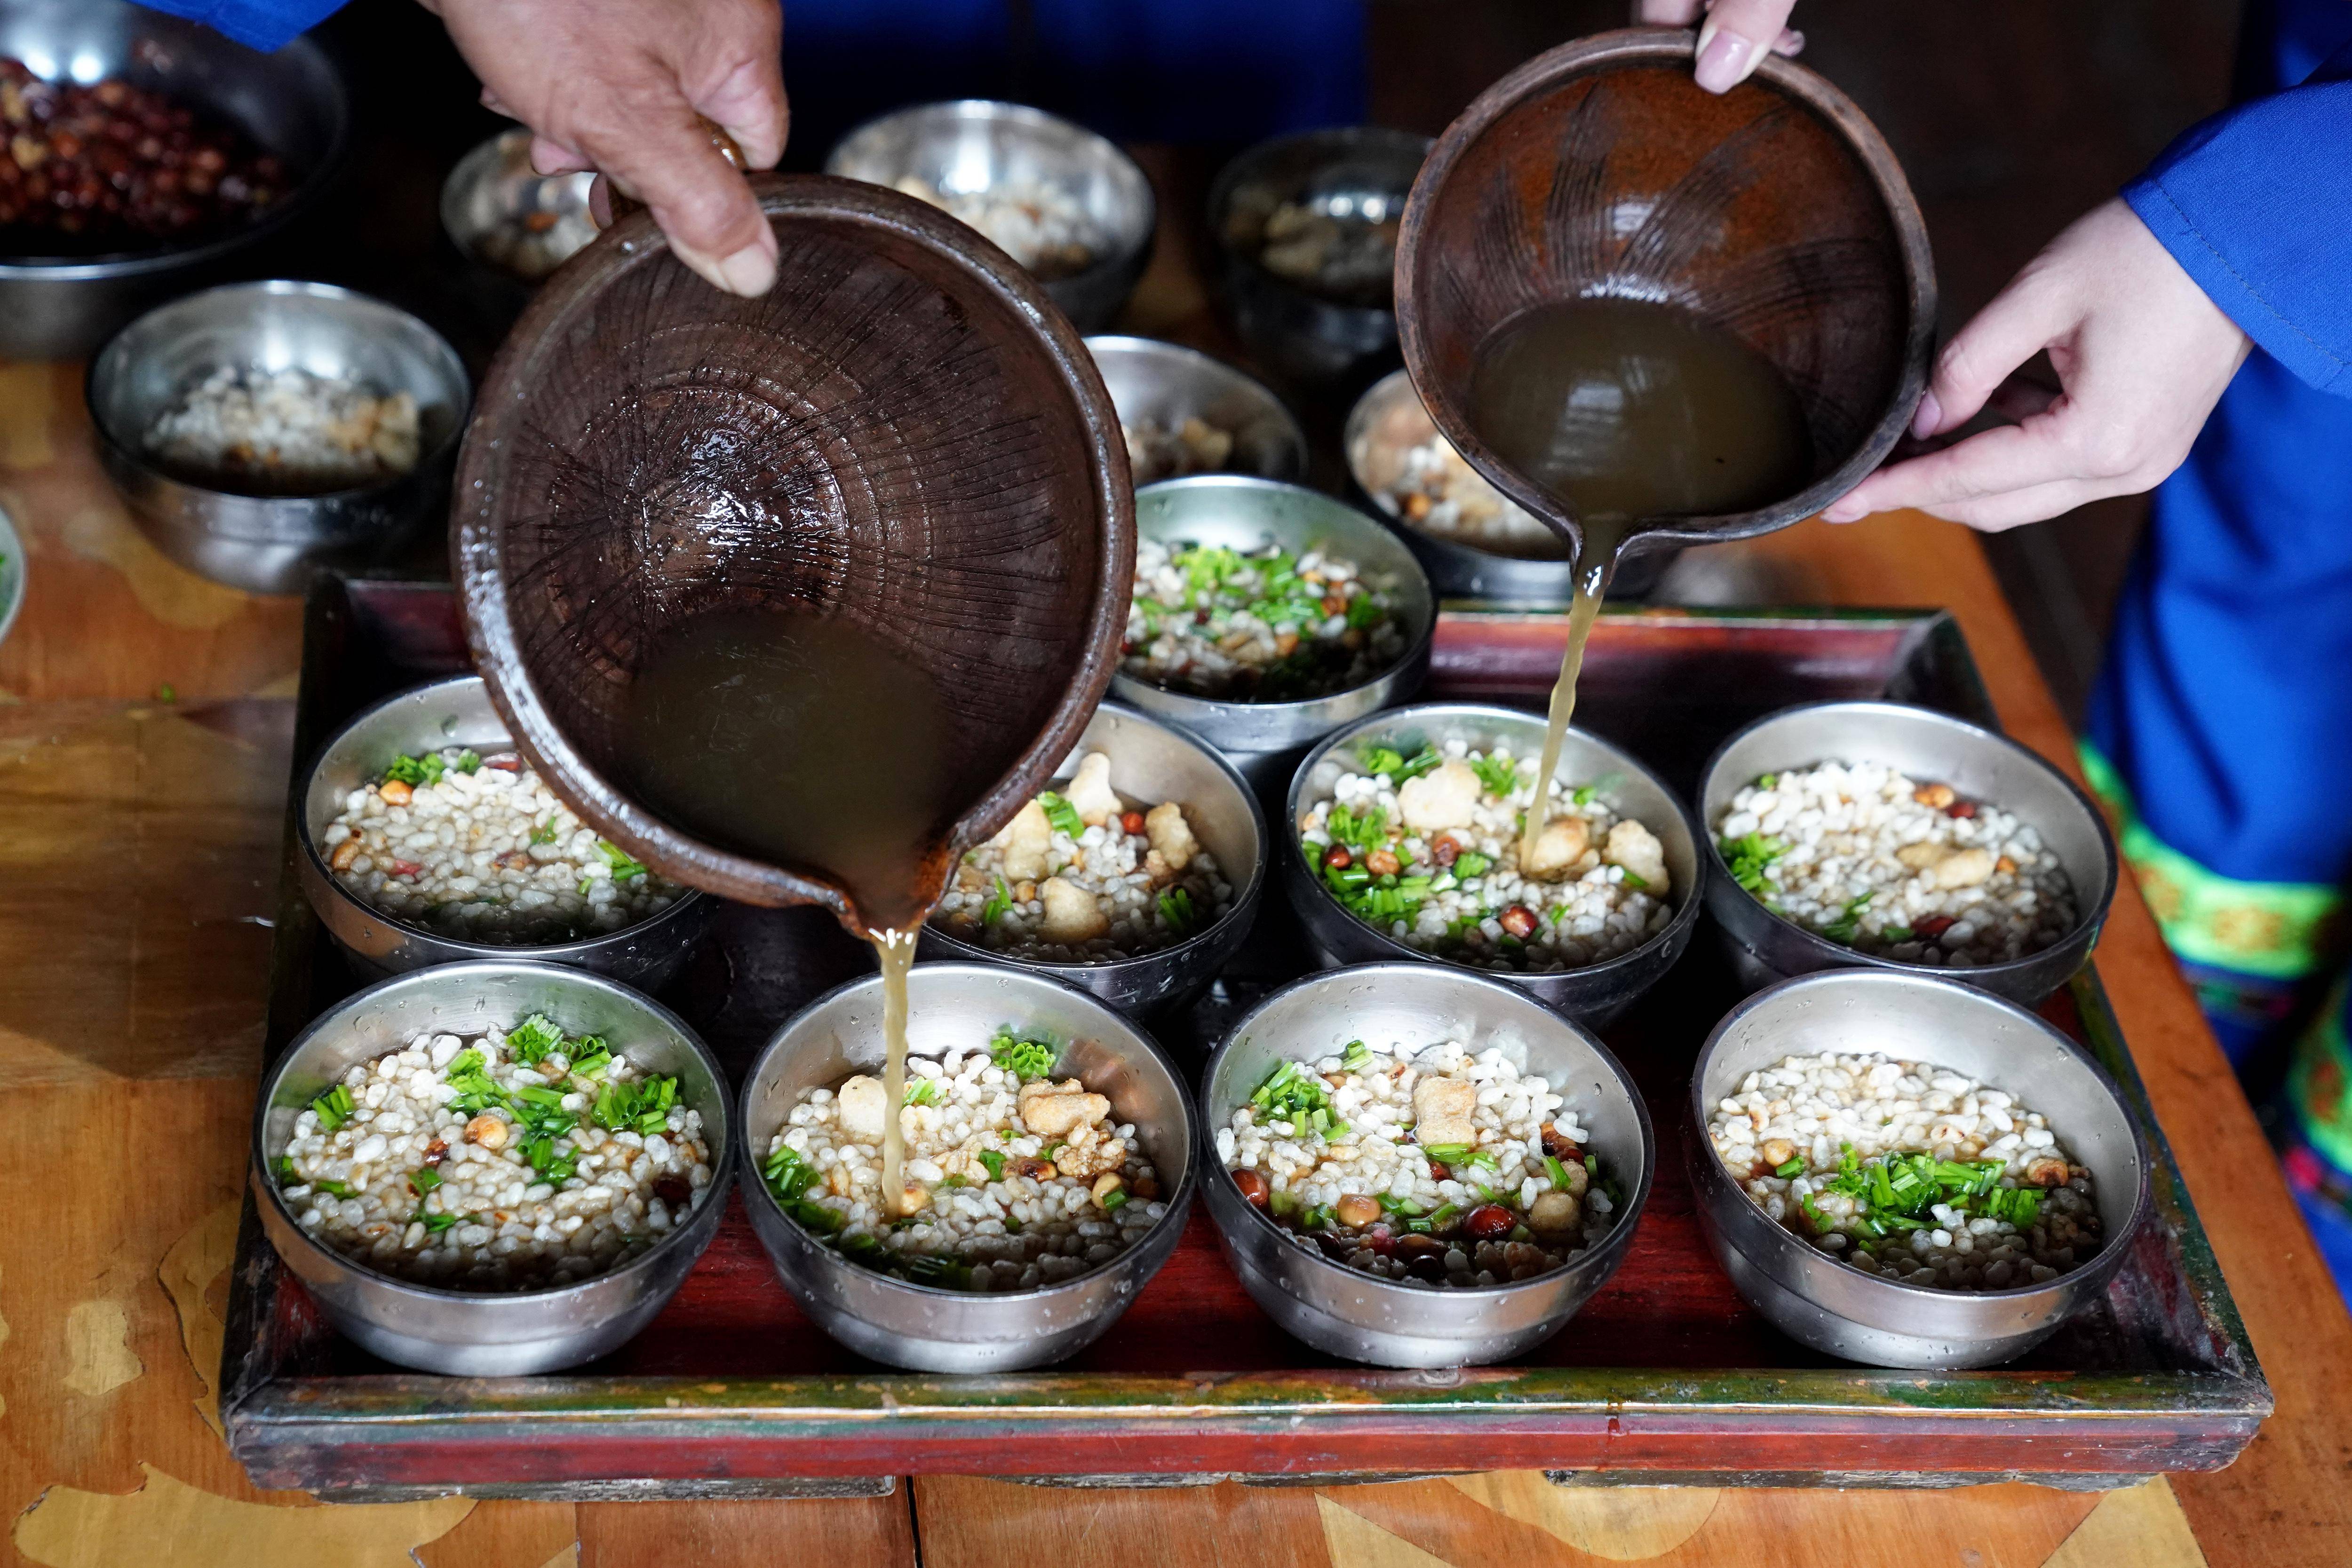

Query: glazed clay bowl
[1395,28,1936,563]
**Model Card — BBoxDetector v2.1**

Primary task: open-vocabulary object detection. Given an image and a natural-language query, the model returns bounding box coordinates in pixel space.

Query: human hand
[1634,0,1806,93]
[421,0,786,295]
[1821,198,2250,531]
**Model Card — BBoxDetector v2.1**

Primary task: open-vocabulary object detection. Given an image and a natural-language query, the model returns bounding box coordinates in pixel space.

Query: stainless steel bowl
[1112,475,1435,800]
[296,674,714,985]
[1087,335,1307,483]
[1284,704,1704,1029]
[1688,969,2152,1368]
[825,100,1154,333]
[87,281,470,595]
[739,963,1197,1371]
[1207,127,1430,388]
[0,499,23,649]
[251,959,733,1375]
[918,701,1266,1015]
[439,126,598,285]
[1698,701,2119,1006]
[1200,962,1653,1367]
[0,0,350,359]
[1341,368,1676,602]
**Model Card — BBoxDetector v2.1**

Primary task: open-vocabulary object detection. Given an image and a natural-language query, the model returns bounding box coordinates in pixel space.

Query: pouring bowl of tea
[1395,26,1936,585]
[455,173,1135,943]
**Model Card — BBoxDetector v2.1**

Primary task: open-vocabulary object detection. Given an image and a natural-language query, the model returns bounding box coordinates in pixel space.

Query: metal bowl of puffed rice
[251,959,734,1375]
[917,701,1266,1016]
[826,100,1155,333]
[1112,475,1435,802]
[1698,701,2118,1006]
[739,963,1197,1372]
[1688,968,2150,1368]
[296,674,714,985]
[1284,703,1704,1029]
[1199,962,1653,1367]
[86,280,469,594]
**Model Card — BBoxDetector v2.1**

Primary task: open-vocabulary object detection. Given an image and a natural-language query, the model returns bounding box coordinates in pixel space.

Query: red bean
[1499,904,1538,940]
[1464,1204,1516,1240]
[1232,1169,1270,1208]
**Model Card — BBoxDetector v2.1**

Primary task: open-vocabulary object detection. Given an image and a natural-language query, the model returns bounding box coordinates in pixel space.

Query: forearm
[2124,40,2352,396]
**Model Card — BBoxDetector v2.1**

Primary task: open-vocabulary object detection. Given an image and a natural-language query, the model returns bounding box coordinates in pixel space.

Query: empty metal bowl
[1200,963,1653,1367]
[1208,127,1431,388]
[1112,475,1435,799]
[0,499,23,649]
[440,125,598,285]
[918,701,1267,1015]
[1688,969,2151,1368]
[296,674,714,984]
[1698,701,2118,1006]
[1087,335,1307,483]
[739,963,1197,1372]
[826,100,1154,332]
[0,0,350,359]
[251,959,733,1375]
[1284,704,1704,1029]
[87,281,469,594]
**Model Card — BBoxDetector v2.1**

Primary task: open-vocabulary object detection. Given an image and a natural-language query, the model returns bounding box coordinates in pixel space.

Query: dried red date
[0,57,284,252]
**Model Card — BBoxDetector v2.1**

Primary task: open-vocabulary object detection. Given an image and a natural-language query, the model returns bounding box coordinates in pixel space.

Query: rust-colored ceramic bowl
[1396,29,1935,561]
[455,174,1134,932]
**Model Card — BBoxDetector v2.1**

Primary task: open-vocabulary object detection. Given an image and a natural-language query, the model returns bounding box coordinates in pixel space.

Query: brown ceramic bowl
[454,174,1135,931]
[1396,28,1935,560]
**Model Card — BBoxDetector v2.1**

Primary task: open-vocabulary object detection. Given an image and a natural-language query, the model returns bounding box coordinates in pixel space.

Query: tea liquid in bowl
[616,608,960,1212]
[1467,296,1812,870]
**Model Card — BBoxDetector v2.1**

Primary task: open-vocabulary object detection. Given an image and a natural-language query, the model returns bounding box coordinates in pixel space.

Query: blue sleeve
[134,0,347,52]
[2123,38,2352,396]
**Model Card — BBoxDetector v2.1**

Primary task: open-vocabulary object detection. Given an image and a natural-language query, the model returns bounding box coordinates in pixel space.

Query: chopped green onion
[904,1077,943,1108]
[410,1166,443,1194]
[1340,1040,1374,1073]
[1468,754,1519,796]
[982,876,1014,925]
[530,817,561,846]
[976,1149,1006,1182]
[1037,791,1083,839]
[764,1145,817,1202]
[419,1210,461,1233]
[988,1030,1058,1083]
[310,1083,355,1132]
[1544,1154,1572,1188]
[595,840,648,881]
[506,1014,565,1064]
[1775,1156,1804,1178]
[1101,1188,1129,1212]
[382,752,445,788]
[455,749,482,774]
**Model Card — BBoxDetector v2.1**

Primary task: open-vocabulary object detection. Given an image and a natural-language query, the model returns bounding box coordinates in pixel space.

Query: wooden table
[8,263,2352,1568]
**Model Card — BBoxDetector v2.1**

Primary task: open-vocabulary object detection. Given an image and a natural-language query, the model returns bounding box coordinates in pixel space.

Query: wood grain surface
[3,173,2344,1568]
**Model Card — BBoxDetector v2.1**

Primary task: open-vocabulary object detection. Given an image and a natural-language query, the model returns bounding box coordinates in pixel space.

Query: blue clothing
[134,0,1367,150]
[134,0,341,52]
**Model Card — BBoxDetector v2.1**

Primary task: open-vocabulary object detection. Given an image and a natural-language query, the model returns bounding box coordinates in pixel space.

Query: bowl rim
[1111,473,1438,719]
[1205,124,1435,319]
[821,97,1159,285]
[1082,333,1310,468]
[1687,966,2153,1302]
[1393,26,1938,553]
[0,499,24,650]
[0,26,348,277]
[1341,366,1575,568]
[1197,959,1656,1300]
[1696,698,2121,984]
[295,671,711,958]
[916,699,1270,978]
[737,959,1200,1303]
[83,279,474,506]
[1282,700,1709,981]
[250,957,734,1304]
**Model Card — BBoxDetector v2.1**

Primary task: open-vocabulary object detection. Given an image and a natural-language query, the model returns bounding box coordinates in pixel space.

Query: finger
[687,20,788,169]
[1821,419,2074,521]
[1928,478,2109,532]
[480,86,514,117]
[1772,27,1804,55]
[1638,0,1704,21]
[1913,271,2078,438]
[588,173,613,229]
[531,135,590,177]
[580,97,776,294]
[1694,0,1800,91]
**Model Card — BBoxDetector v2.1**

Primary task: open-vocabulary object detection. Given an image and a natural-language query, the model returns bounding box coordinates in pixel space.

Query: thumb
[584,96,777,295]
[1913,269,2079,439]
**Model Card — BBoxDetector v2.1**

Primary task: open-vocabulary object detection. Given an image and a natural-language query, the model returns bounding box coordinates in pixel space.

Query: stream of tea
[1467,296,1811,863]
[617,609,961,1215]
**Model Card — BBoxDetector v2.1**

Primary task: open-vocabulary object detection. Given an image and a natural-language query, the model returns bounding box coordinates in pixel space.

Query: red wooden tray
[222,579,2268,1499]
